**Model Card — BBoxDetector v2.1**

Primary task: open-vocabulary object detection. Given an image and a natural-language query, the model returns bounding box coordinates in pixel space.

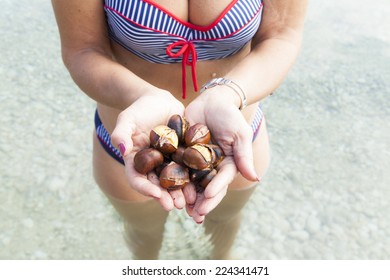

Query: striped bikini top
[104,0,264,98]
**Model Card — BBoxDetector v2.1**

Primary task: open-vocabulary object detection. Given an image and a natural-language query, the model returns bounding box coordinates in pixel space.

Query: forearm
[64,48,163,110]
[213,0,307,107]
[225,31,303,105]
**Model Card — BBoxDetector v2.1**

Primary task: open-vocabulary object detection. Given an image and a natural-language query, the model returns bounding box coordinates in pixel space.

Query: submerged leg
[93,134,169,260]
[204,185,256,259]
[106,194,169,260]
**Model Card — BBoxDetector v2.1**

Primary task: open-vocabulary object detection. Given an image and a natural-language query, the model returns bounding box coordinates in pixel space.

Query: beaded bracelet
[200,77,248,110]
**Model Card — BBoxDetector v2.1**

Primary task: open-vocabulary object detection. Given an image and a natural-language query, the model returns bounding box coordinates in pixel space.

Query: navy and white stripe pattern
[103,0,263,64]
[95,111,124,165]
[251,103,264,141]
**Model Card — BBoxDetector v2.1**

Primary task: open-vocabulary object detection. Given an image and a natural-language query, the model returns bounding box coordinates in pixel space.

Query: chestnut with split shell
[207,144,225,168]
[182,144,214,170]
[159,162,190,190]
[167,114,189,144]
[184,123,210,146]
[150,125,179,154]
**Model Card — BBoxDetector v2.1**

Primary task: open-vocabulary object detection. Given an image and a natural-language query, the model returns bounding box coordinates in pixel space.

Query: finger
[158,190,175,211]
[191,192,207,224]
[185,203,194,218]
[182,183,197,206]
[148,171,176,211]
[130,176,162,199]
[203,157,237,199]
[194,187,227,218]
[233,126,259,182]
[122,164,162,199]
[183,183,197,217]
[169,188,186,210]
[111,111,137,157]
[147,171,160,185]
[191,188,227,224]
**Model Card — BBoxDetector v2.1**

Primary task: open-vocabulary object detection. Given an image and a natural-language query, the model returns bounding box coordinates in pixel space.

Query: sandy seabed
[1,0,389,260]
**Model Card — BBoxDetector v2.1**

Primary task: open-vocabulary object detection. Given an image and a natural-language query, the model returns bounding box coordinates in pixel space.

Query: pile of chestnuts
[133,115,225,191]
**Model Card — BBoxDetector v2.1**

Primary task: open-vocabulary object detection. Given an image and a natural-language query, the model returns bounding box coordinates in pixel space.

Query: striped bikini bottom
[95,103,263,165]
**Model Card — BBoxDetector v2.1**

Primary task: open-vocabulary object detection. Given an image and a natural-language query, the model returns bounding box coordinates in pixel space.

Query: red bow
[166,40,199,99]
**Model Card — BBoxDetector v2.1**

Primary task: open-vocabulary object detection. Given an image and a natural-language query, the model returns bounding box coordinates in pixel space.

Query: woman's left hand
[183,88,259,223]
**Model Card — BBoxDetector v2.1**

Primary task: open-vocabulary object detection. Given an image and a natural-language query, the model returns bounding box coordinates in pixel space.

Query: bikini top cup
[104,0,264,98]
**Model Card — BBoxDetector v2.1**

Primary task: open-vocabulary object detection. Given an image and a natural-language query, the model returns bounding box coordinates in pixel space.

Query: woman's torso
[99,0,263,132]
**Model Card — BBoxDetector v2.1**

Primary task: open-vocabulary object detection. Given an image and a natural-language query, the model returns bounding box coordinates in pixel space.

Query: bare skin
[52,0,307,223]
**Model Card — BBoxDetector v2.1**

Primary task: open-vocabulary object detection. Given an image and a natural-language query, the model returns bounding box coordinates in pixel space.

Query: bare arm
[196,0,308,109]
[227,0,308,103]
[51,0,167,110]
[52,0,186,211]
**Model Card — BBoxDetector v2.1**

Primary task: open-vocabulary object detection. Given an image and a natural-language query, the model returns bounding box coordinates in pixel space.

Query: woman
[52,0,307,259]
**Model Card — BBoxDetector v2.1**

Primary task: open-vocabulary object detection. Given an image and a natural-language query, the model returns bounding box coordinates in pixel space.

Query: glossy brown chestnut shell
[133,148,164,175]
[171,146,186,165]
[189,166,212,182]
[199,169,217,189]
[207,144,225,168]
[167,114,189,144]
[159,162,190,190]
[182,144,214,170]
[184,123,210,146]
[150,125,178,154]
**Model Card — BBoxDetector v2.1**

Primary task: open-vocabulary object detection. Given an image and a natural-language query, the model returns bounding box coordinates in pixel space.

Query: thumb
[110,112,137,158]
[233,128,259,182]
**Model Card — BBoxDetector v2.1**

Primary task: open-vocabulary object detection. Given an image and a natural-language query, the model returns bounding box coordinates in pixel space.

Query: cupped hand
[184,90,259,223]
[110,91,188,211]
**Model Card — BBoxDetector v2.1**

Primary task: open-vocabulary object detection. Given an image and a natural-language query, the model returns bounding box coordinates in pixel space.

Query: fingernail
[118,143,126,156]
[188,204,195,209]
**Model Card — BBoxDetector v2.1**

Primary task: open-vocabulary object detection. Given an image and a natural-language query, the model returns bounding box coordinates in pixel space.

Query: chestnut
[150,125,178,154]
[171,146,186,165]
[154,160,170,177]
[182,144,214,170]
[167,114,189,144]
[133,148,164,175]
[189,166,212,182]
[159,162,190,190]
[199,169,217,189]
[195,184,205,193]
[207,144,225,168]
[184,123,210,146]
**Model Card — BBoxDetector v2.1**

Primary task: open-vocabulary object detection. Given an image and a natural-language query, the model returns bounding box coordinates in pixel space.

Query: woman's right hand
[110,91,188,211]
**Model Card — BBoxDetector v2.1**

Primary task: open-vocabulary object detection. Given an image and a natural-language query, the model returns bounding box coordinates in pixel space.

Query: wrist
[200,77,247,110]
[199,86,241,109]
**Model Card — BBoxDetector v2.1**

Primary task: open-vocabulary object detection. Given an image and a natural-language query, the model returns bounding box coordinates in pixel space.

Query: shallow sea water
[0,0,389,259]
